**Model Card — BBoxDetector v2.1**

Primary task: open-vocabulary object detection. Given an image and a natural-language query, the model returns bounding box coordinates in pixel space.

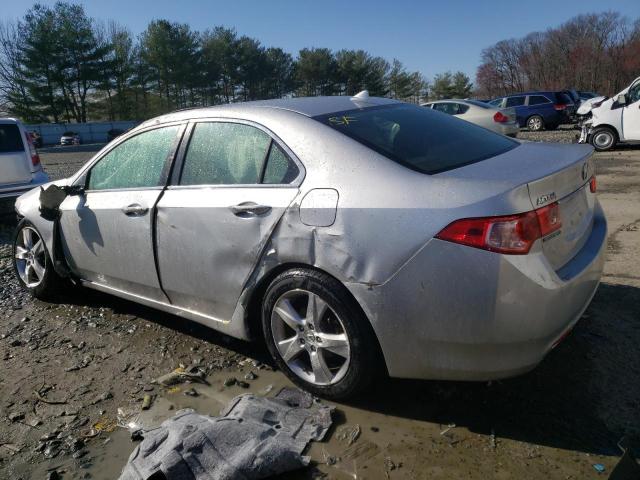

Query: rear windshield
[0,124,24,153]
[314,104,518,174]
[464,99,491,108]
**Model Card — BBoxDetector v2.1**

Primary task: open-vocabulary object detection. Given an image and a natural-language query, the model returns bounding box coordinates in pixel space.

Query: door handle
[229,202,272,217]
[122,203,149,216]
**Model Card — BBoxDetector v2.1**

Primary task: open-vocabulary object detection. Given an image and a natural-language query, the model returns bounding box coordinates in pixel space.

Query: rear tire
[12,219,64,301]
[527,115,544,131]
[590,127,617,152]
[261,268,379,400]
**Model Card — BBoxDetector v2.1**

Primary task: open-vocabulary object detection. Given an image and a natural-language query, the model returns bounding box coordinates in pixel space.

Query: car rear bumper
[346,200,607,381]
[0,171,49,200]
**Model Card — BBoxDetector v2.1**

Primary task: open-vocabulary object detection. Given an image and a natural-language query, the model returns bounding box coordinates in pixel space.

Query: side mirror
[63,185,85,196]
[617,94,627,105]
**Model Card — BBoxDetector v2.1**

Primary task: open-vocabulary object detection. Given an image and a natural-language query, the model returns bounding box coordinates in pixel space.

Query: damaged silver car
[12,92,606,399]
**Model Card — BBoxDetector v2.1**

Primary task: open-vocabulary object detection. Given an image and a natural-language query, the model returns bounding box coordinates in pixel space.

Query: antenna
[352,90,369,100]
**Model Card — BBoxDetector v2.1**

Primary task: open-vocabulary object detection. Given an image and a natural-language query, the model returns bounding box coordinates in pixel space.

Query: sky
[3,0,640,80]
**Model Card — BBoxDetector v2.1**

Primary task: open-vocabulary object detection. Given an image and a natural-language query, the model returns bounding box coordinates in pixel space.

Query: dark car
[577,91,600,101]
[106,128,125,143]
[488,91,574,131]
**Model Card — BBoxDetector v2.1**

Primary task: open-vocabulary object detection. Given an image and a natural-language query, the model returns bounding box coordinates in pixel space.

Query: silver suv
[0,118,49,210]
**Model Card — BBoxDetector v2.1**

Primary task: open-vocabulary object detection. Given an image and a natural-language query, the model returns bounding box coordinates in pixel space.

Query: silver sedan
[13,94,605,399]
[422,99,519,137]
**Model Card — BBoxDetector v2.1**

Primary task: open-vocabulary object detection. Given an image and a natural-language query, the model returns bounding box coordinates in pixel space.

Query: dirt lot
[1,131,639,479]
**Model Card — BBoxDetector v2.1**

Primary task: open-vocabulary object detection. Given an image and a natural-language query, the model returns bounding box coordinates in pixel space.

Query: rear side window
[528,95,550,105]
[505,96,525,107]
[315,104,518,174]
[263,143,299,184]
[555,93,572,104]
[181,122,271,186]
[433,103,469,115]
[0,124,24,153]
[88,126,179,190]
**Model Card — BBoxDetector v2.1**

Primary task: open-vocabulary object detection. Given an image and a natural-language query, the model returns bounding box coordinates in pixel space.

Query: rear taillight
[493,111,509,123]
[589,175,597,193]
[435,202,562,255]
[553,104,567,111]
[25,132,40,167]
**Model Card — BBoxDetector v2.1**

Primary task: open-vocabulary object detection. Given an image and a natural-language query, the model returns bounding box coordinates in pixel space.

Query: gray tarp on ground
[119,388,334,480]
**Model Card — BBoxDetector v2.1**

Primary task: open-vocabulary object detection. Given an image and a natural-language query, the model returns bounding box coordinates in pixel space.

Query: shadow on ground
[54,278,640,458]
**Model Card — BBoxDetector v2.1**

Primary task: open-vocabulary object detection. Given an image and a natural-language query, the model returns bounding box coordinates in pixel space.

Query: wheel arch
[244,262,388,374]
[591,123,620,139]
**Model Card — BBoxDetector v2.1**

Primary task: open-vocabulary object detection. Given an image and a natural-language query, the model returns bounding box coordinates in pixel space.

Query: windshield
[314,104,518,174]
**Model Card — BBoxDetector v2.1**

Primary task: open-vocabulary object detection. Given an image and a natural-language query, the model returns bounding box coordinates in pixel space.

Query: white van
[0,118,49,208]
[578,76,640,151]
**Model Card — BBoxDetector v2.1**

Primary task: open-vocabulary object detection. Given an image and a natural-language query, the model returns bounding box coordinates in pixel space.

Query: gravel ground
[1,134,639,479]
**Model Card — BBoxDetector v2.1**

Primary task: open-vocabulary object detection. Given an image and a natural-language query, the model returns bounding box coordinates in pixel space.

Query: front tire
[13,220,63,300]
[590,127,617,151]
[261,268,379,400]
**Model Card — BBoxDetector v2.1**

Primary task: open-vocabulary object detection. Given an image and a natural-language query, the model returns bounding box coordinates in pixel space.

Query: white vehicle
[422,99,519,137]
[0,118,49,208]
[578,76,640,151]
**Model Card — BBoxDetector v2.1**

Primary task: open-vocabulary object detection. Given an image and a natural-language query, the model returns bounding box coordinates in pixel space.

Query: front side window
[315,104,518,174]
[505,96,525,107]
[88,126,179,190]
[180,122,271,186]
[627,83,640,104]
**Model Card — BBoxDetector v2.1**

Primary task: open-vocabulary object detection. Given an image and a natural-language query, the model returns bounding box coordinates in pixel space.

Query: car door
[622,80,640,140]
[59,123,184,302]
[155,120,303,322]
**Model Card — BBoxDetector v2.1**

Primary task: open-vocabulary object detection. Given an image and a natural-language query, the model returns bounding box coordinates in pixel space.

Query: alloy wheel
[15,226,46,288]
[270,289,351,386]
[528,116,543,131]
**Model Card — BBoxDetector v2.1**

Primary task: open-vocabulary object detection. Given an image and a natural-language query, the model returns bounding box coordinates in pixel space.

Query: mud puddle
[15,367,616,480]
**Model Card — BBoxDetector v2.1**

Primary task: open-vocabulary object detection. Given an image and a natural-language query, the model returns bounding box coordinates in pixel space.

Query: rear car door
[156,120,302,322]
[622,80,640,140]
[0,122,32,185]
[59,124,184,301]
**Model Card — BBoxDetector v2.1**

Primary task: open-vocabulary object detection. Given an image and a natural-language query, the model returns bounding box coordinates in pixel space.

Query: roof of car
[139,95,402,128]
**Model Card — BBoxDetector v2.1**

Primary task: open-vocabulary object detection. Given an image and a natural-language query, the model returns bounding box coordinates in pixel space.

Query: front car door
[59,123,184,301]
[156,120,303,323]
[622,80,640,141]
[504,95,527,126]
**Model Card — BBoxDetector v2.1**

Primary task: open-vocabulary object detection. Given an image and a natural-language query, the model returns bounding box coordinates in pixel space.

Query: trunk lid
[438,141,596,270]
[0,123,32,185]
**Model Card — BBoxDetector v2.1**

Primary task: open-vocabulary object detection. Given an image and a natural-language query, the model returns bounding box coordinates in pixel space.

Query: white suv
[578,76,640,151]
[0,118,49,209]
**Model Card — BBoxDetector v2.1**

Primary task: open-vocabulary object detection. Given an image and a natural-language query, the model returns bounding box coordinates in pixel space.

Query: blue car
[488,91,574,131]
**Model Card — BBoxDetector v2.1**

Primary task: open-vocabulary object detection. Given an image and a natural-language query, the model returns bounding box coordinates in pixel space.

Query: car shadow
[54,281,640,457]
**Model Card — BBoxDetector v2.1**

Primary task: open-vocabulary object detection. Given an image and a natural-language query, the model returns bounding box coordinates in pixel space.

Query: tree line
[476,12,640,98]
[0,2,474,123]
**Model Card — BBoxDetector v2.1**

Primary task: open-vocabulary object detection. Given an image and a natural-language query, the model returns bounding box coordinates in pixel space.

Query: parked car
[578,76,640,151]
[29,131,43,148]
[13,94,605,399]
[106,128,126,143]
[0,118,49,209]
[60,131,80,145]
[421,99,519,137]
[489,91,575,131]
